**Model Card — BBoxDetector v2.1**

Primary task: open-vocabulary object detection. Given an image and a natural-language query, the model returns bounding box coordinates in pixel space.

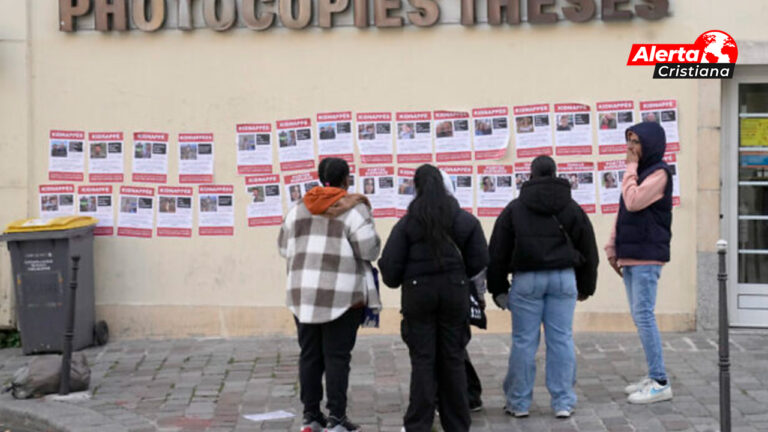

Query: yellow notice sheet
[741,117,768,147]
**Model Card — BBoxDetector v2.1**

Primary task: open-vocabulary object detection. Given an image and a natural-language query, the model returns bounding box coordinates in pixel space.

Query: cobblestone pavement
[1,331,767,432]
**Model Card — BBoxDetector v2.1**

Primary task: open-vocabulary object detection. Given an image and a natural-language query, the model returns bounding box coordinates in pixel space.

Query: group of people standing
[278,121,675,432]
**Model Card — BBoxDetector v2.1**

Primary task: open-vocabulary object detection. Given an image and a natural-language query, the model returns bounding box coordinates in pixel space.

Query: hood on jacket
[626,121,667,171]
[518,177,572,215]
[303,186,372,218]
[303,187,347,215]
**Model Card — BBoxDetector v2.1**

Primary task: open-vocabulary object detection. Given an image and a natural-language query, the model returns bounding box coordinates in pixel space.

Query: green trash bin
[1,216,98,355]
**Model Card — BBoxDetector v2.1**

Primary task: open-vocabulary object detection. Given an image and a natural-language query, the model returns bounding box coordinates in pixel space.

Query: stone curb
[0,395,130,432]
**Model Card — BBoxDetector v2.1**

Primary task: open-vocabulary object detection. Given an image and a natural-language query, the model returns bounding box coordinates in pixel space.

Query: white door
[724,67,768,327]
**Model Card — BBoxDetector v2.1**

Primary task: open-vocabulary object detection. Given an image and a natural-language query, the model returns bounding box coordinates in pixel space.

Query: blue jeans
[503,269,577,412]
[623,264,667,382]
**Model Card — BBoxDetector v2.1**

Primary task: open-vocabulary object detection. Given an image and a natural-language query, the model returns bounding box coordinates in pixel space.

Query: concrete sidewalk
[0,331,767,432]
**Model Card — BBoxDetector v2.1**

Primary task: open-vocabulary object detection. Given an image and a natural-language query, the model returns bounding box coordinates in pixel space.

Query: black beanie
[531,155,557,179]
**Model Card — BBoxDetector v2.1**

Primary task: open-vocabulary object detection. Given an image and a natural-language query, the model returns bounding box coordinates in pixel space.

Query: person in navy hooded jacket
[605,121,674,404]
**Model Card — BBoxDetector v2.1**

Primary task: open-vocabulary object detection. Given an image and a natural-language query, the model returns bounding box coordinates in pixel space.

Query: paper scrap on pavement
[243,410,295,422]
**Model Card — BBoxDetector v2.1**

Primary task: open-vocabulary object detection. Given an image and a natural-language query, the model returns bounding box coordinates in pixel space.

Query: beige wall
[2,1,764,337]
[0,0,30,328]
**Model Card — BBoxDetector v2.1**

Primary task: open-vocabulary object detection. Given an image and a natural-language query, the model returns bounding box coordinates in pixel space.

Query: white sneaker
[555,409,572,418]
[624,377,651,395]
[627,380,673,404]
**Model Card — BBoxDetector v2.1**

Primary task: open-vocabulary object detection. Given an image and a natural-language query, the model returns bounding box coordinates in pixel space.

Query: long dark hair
[408,165,457,262]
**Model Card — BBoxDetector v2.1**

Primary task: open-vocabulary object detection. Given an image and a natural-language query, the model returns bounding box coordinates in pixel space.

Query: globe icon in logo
[695,30,738,64]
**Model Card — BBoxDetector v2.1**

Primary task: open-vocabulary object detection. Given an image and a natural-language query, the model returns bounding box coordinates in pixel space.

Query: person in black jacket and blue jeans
[379,164,489,432]
[487,155,599,419]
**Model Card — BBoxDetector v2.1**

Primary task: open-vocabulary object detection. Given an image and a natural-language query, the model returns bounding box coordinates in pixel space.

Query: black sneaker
[300,411,328,432]
[469,401,484,412]
[325,416,361,432]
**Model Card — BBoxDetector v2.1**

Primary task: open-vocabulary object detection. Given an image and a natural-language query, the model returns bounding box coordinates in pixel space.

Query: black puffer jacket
[379,202,489,288]
[487,177,599,298]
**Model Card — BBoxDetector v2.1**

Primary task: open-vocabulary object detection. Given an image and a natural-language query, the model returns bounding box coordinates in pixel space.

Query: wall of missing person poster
[40,99,682,236]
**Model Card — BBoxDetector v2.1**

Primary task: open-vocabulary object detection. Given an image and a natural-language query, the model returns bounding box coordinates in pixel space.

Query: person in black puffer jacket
[487,155,598,419]
[379,164,489,432]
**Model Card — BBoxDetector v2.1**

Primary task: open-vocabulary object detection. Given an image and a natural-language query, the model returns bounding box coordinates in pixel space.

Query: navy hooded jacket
[615,121,673,262]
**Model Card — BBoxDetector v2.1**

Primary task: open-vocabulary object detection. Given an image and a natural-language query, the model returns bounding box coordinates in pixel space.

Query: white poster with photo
[513,162,531,199]
[236,123,273,175]
[356,112,394,164]
[49,130,85,182]
[178,133,215,183]
[198,185,234,236]
[554,104,593,156]
[348,164,357,193]
[641,100,680,152]
[598,160,626,214]
[77,185,114,236]
[284,172,320,206]
[132,132,169,183]
[117,186,155,238]
[439,165,474,213]
[514,104,553,158]
[477,165,514,217]
[317,111,354,162]
[557,162,597,214]
[396,167,416,218]
[156,186,194,238]
[396,111,433,164]
[245,174,283,227]
[472,106,510,160]
[39,184,76,219]
[88,132,124,183]
[434,110,472,162]
[361,166,396,218]
[597,101,635,155]
[277,118,315,171]
[664,153,681,206]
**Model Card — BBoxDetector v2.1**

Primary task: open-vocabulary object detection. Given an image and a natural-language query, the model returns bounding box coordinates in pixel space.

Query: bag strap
[445,235,465,269]
[552,214,574,250]
[552,214,582,266]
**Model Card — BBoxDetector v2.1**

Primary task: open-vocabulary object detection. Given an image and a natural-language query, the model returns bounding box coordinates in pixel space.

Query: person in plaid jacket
[278,158,381,432]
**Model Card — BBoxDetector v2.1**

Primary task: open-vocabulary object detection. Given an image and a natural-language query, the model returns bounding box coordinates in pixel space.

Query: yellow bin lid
[4,216,98,233]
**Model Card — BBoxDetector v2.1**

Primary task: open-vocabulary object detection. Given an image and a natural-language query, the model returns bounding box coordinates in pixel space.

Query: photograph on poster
[91,143,107,159]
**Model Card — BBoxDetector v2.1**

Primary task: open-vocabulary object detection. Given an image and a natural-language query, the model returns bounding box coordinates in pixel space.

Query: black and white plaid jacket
[278,201,381,324]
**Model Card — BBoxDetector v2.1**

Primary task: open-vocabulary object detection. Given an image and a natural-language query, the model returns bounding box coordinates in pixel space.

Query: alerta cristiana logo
[627,30,738,79]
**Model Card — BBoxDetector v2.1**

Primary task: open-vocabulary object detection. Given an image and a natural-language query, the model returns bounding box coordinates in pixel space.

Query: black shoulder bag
[447,236,488,330]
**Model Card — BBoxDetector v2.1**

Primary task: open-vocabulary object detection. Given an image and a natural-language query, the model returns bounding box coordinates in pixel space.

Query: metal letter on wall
[460,0,475,25]
[95,0,128,31]
[131,0,166,31]
[374,0,404,28]
[602,0,633,21]
[406,0,439,27]
[487,0,520,26]
[353,0,369,27]
[562,0,596,23]
[527,0,557,24]
[60,0,92,32]
[204,0,237,31]
[242,0,276,30]
[318,0,350,28]
[279,0,313,29]
[635,0,668,20]
[178,0,193,30]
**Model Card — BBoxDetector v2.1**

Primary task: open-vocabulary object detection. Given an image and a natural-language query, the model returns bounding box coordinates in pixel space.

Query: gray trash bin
[1,216,97,355]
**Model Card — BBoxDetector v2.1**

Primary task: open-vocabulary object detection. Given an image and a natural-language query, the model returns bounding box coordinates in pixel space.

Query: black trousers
[465,349,482,408]
[295,307,363,419]
[401,273,471,432]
